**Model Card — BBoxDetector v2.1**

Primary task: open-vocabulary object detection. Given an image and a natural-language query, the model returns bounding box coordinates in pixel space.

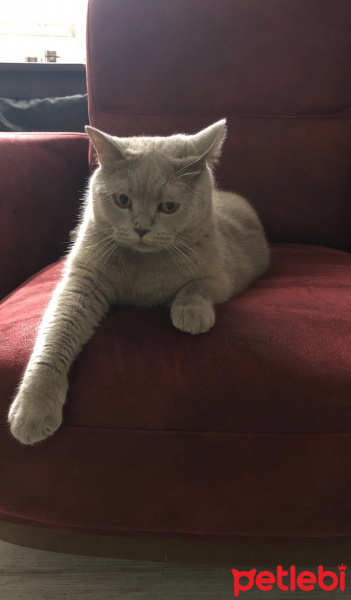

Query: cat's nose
[133,227,150,238]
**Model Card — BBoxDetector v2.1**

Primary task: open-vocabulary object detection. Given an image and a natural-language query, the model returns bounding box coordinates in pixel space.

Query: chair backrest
[86,0,351,251]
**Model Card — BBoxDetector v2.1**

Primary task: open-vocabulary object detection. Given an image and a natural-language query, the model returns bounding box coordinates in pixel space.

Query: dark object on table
[0,94,88,132]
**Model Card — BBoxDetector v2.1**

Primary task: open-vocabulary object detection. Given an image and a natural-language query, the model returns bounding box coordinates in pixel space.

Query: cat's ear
[172,120,227,179]
[191,119,227,166]
[85,126,126,170]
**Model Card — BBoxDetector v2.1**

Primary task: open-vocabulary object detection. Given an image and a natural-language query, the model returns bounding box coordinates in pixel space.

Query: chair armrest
[0,133,89,300]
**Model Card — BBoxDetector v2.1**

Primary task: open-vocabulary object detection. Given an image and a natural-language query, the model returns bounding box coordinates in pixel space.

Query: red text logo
[231,564,346,597]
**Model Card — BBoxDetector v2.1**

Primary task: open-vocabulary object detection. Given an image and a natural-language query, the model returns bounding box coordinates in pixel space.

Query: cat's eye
[114,194,132,208]
[159,202,180,214]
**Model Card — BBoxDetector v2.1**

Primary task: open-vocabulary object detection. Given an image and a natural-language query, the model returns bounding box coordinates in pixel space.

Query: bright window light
[0,0,88,63]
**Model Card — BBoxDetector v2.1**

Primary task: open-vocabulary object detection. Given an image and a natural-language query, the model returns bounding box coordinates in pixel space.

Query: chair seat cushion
[1,243,351,538]
[1,243,351,434]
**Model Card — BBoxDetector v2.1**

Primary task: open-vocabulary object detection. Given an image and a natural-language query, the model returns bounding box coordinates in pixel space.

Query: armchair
[1,0,351,564]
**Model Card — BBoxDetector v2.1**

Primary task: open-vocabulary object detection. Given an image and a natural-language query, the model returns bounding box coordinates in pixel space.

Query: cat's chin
[117,238,168,254]
[130,241,163,254]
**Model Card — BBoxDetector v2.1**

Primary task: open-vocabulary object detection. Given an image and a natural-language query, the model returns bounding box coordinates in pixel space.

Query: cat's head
[85,120,227,253]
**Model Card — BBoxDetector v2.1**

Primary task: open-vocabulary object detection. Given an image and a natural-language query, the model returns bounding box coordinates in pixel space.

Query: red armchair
[1,0,351,564]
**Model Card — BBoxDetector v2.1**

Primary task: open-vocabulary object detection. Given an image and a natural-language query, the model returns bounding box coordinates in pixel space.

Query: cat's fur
[8,120,269,445]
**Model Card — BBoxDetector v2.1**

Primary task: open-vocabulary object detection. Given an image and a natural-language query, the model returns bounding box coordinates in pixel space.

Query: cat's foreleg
[8,264,113,445]
[170,278,221,335]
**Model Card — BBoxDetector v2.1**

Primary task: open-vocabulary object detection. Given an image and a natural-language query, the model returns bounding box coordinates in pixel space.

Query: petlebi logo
[231,564,347,597]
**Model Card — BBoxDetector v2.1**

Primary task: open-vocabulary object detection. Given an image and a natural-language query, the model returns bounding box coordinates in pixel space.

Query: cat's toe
[8,400,19,421]
[9,403,62,445]
[171,303,215,334]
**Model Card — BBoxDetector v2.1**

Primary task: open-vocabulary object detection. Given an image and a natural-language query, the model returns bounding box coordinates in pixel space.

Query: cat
[8,119,269,445]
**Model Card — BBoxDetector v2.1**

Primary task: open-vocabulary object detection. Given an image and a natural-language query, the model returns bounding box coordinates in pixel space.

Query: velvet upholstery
[1,244,351,536]
[0,133,89,300]
[1,0,351,551]
[87,0,351,251]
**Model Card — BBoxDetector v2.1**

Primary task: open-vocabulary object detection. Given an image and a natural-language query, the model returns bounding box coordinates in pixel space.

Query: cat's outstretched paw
[171,302,215,334]
[8,390,64,445]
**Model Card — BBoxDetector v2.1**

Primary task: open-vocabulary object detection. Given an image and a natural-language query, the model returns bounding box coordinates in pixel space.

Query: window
[0,0,88,63]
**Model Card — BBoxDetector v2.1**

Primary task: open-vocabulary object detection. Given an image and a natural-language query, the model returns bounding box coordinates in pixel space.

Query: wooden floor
[0,539,349,599]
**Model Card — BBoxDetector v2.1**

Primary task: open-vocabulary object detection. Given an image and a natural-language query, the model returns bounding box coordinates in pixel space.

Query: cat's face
[86,120,226,253]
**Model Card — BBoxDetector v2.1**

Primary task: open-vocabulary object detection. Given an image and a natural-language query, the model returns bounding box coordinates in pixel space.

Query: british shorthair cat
[8,119,269,445]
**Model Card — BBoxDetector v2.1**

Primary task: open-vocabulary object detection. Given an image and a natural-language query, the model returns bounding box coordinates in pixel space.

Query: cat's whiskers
[84,236,109,252]
[86,237,117,271]
[173,238,199,268]
[176,247,198,275]
[79,236,112,270]
[174,236,199,259]
[100,240,122,270]
[166,245,185,275]
[95,239,120,269]
[169,241,198,277]
[170,248,197,278]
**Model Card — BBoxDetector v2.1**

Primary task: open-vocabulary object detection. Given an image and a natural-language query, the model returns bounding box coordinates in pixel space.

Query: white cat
[8,120,269,445]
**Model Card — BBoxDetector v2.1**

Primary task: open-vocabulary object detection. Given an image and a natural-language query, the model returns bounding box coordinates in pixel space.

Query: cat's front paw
[171,302,215,334]
[8,385,65,445]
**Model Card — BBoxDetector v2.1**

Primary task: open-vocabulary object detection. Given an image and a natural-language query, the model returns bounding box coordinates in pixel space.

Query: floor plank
[0,540,349,599]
